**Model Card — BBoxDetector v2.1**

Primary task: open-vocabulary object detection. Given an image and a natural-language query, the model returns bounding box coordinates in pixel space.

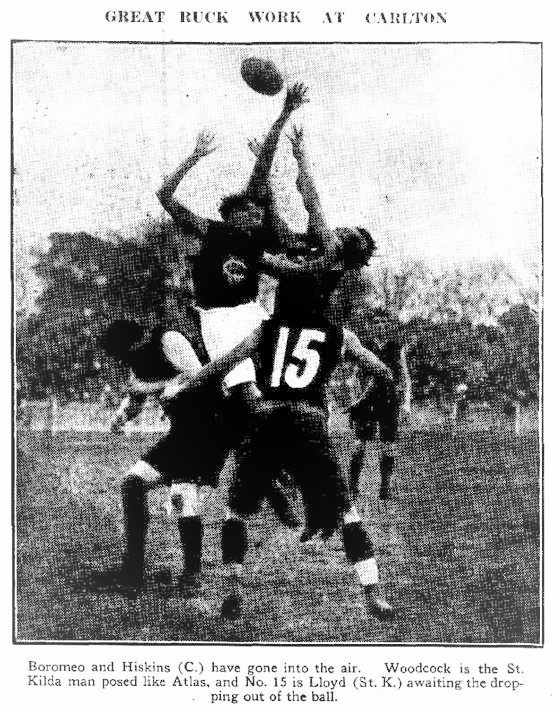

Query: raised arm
[288,126,334,252]
[257,126,343,279]
[157,130,218,234]
[245,83,309,201]
[247,136,295,246]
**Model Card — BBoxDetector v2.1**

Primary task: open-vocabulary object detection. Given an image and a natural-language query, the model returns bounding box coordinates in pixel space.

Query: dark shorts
[350,389,400,443]
[143,418,227,487]
[218,384,261,451]
[229,400,349,533]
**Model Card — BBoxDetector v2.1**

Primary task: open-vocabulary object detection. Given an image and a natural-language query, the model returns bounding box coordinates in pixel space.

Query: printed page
[4,1,552,710]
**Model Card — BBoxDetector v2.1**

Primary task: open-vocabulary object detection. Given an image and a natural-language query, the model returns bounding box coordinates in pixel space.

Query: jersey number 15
[270,327,327,389]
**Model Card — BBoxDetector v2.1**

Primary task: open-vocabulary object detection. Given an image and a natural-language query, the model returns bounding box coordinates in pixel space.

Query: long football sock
[349,443,365,499]
[379,454,394,500]
[178,515,203,576]
[121,476,149,578]
[221,518,248,619]
[343,512,394,620]
[222,518,248,565]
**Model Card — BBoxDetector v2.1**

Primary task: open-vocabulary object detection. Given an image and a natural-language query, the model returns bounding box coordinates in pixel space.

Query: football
[241,57,284,96]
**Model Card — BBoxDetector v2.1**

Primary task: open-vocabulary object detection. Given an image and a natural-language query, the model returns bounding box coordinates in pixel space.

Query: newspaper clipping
[7,1,552,710]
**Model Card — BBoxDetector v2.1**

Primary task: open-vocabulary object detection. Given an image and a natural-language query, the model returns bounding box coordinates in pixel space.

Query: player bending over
[101,320,228,595]
[348,310,411,501]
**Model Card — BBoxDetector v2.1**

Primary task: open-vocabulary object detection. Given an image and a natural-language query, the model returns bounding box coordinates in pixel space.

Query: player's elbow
[156,187,169,205]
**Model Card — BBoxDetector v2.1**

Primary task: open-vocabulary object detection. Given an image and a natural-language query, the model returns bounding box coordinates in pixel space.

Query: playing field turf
[15,427,541,644]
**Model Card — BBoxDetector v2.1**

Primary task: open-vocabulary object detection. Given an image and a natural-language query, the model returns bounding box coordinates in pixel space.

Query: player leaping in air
[164,129,396,621]
[156,83,309,399]
[157,83,313,526]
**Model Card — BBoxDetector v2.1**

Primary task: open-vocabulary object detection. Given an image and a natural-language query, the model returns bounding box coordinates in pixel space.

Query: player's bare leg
[342,506,394,621]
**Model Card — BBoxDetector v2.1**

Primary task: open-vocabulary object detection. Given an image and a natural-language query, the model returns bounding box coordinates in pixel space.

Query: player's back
[256,312,343,409]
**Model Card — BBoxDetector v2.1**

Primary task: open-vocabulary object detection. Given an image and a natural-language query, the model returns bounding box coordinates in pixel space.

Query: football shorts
[349,386,400,443]
[142,417,227,487]
[229,400,349,534]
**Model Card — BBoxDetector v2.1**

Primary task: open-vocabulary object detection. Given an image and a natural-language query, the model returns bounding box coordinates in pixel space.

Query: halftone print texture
[14,42,541,643]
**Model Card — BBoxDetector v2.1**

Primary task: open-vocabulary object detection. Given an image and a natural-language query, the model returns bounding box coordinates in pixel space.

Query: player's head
[219,193,267,235]
[336,227,376,269]
[100,319,145,364]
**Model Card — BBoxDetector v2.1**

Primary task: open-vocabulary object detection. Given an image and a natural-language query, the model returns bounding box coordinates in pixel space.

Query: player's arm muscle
[161,331,197,373]
[157,166,209,234]
[157,131,218,234]
[177,327,263,392]
[246,83,308,200]
[127,371,177,397]
[289,127,334,253]
[258,129,340,278]
[247,136,295,246]
[258,247,338,279]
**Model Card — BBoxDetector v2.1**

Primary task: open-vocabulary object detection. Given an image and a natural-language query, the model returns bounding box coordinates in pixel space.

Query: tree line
[15,224,539,405]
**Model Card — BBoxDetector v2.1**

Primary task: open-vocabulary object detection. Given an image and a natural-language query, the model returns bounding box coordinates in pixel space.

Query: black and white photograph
[13,41,541,645]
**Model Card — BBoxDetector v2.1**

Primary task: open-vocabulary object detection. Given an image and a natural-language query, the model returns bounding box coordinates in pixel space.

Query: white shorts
[198,301,268,388]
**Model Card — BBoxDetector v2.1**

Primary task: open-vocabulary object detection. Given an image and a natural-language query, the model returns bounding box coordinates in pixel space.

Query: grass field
[15,426,541,644]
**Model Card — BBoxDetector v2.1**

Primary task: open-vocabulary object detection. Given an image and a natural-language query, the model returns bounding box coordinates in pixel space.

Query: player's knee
[170,482,200,518]
[126,460,162,488]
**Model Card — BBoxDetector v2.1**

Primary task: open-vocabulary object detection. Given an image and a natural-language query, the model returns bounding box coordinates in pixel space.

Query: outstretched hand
[284,82,309,113]
[286,125,305,161]
[191,129,218,161]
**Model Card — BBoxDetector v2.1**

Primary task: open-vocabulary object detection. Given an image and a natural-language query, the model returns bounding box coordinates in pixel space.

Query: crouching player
[101,320,228,595]
[169,294,396,622]
[348,311,412,501]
